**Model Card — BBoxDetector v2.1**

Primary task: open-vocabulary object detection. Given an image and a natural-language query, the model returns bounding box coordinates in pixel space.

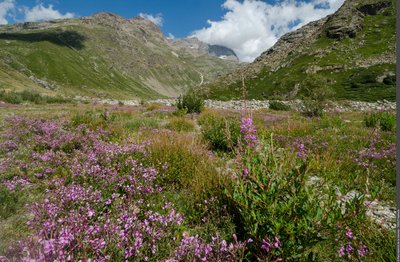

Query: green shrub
[0,187,21,219]
[269,100,290,111]
[176,91,204,114]
[0,90,23,104]
[165,117,195,132]
[0,89,70,104]
[364,112,396,131]
[302,99,325,117]
[198,112,241,151]
[379,112,396,132]
[225,138,367,260]
[300,76,334,117]
[364,113,379,128]
[19,90,43,104]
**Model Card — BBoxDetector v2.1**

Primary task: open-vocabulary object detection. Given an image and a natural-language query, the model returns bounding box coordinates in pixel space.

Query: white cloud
[24,4,75,22]
[139,12,163,26]
[0,0,15,25]
[192,0,344,62]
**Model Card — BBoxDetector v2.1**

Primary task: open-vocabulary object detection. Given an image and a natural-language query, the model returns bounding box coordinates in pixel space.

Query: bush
[198,112,241,151]
[300,76,335,117]
[0,90,23,104]
[379,112,396,132]
[269,100,290,111]
[225,137,368,260]
[0,89,70,104]
[364,113,379,128]
[176,91,204,114]
[302,99,325,117]
[364,112,396,131]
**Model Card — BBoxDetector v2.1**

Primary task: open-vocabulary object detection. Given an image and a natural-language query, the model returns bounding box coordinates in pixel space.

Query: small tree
[300,75,334,117]
[176,90,204,114]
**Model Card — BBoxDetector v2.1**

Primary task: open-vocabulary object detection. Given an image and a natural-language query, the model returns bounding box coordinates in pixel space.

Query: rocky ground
[307,176,396,230]
[75,96,396,112]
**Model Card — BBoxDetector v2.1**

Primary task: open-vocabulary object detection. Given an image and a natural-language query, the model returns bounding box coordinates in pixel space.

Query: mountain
[0,13,240,99]
[202,0,395,102]
[170,37,239,61]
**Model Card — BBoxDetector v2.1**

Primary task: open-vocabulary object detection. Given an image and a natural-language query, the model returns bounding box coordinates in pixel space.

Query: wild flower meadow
[0,104,396,261]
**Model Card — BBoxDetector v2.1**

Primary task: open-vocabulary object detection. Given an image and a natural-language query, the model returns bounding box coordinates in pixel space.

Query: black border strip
[396,0,400,257]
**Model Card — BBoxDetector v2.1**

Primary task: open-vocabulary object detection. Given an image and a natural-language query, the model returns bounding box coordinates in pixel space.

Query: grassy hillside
[203,0,395,102]
[0,14,239,99]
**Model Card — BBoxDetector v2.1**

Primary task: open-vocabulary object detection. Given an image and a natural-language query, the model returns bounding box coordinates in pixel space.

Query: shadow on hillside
[0,30,86,49]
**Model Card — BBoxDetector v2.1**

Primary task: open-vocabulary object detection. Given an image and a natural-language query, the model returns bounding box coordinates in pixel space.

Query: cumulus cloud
[192,0,345,62]
[139,13,163,26]
[0,0,15,25]
[24,4,75,22]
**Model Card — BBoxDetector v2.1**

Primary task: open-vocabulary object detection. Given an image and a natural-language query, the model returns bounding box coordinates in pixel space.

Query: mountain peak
[170,37,239,61]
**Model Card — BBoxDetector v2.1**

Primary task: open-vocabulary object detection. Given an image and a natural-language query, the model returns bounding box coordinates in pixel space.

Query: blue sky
[0,0,344,61]
[3,0,233,37]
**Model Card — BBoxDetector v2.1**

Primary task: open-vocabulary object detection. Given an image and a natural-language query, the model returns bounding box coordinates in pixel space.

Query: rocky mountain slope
[0,13,240,99]
[170,37,239,61]
[202,0,395,102]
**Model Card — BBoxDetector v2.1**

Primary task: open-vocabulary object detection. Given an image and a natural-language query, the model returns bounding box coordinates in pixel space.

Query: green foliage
[165,117,195,132]
[364,111,396,131]
[0,90,23,104]
[0,89,70,104]
[176,91,204,114]
[379,112,396,132]
[225,139,366,260]
[364,113,379,128]
[172,109,187,117]
[198,112,241,151]
[0,187,21,219]
[269,100,291,111]
[300,77,335,117]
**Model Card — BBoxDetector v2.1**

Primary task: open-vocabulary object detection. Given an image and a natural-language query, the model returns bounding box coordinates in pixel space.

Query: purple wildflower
[240,117,258,148]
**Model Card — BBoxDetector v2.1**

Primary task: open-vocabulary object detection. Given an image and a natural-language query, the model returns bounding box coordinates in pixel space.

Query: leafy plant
[379,112,396,132]
[364,111,396,131]
[364,113,379,128]
[176,91,205,114]
[198,112,241,151]
[299,76,335,117]
[225,135,365,260]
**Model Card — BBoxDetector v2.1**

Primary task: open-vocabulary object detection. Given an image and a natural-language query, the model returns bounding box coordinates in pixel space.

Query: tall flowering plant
[240,117,258,149]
